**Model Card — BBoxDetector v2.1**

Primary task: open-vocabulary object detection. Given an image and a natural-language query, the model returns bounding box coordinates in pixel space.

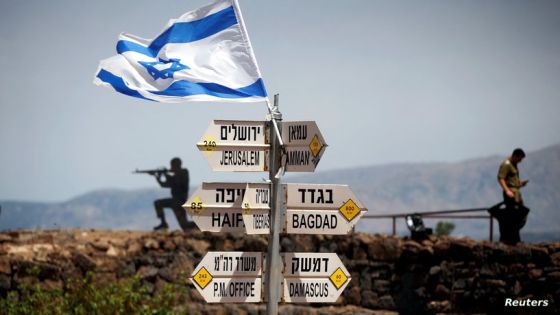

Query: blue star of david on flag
[138,58,189,80]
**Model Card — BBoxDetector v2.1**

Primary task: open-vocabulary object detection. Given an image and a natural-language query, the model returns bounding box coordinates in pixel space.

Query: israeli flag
[94,0,268,103]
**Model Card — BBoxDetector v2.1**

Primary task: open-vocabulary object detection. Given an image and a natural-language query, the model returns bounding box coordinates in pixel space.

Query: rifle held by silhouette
[132,168,170,176]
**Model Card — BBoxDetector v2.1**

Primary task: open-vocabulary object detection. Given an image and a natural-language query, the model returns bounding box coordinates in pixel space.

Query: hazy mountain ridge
[1,144,559,240]
[0,188,169,230]
[289,143,560,238]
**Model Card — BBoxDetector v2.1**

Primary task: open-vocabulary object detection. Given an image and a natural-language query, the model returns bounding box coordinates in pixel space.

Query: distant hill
[0,189,172,231]
[1,144,559,241]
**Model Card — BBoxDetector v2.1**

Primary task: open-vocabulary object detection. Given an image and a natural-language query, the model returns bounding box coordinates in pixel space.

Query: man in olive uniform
[153,157,190,231]
[496,148,529,244]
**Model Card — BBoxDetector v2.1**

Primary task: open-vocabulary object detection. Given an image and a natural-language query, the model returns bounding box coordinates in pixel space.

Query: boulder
[0,273,11,291]
[137,265,159,281]
[143,238,159,250]
[345,285,361,305]
[529,268,543,279]
[434,284,450,299]
[378,294,396,310]
[361,289,378,308]
[0,258,10,274]
[429,265,441,276]
[185,239,210,257]
[367,237,402,261]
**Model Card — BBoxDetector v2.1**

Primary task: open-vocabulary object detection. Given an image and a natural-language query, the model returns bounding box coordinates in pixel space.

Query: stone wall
[1,229,559,314]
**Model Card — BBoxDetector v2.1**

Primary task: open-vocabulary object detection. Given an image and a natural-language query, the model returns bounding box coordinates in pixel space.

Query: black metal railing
[361,207,494,241]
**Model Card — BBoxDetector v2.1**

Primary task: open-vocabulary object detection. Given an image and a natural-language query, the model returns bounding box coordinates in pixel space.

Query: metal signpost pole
[266,94,282,315]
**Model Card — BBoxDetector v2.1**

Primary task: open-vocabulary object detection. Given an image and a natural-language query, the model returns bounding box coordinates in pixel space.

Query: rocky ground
[1,228,559,314]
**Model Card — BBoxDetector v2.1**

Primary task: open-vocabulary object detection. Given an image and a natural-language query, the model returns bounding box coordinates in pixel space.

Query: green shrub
[435,221,455,236]
[0,270,189,315]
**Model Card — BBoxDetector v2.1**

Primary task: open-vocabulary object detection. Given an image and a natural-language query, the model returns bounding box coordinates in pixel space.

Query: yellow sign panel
[339,199,360,222]
[329,267,348,290]
[243,201,251,215]
[200,135,217,157]
[192,267,213,289]
[309,134,323,157]
[189,196,206,215]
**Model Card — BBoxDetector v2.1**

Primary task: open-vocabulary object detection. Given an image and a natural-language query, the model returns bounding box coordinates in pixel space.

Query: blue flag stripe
[117,40,154,57]
[117,5,237,58]
[98,69,266,100]
[150,78,267,98]
[96,69,152,101]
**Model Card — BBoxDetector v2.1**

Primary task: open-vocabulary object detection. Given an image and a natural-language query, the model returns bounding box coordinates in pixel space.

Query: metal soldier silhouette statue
[152,157,191,231]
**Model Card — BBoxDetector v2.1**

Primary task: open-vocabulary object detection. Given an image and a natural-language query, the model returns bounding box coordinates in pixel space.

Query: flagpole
[266,98,285,147]
[266,94,283,314]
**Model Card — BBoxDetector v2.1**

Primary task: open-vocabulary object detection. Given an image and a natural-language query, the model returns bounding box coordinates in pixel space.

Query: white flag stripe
[170,0,232,30]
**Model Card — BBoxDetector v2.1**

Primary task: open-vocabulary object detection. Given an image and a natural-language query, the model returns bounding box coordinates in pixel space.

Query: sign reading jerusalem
[284,183,368,234]
[197,120,327,172]
[197,120,269,172]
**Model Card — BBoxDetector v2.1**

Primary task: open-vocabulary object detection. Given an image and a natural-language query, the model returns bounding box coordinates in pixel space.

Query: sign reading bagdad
[284,183,367,235]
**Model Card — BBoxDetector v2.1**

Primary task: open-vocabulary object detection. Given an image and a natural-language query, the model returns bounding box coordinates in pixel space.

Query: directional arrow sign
[197,120,269,172]
[191,251,263,303]
[241,183,271,234]
[282,252,351,303]
[184,182,270,233]
[284,183,367,235]
[281,121,327,172]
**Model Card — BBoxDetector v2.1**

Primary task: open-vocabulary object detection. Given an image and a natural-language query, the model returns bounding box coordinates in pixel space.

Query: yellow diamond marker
[199,135,217,156]
[339,199,360,222]
[189,196,206,215]
[192,267,213,289]
[243,201,251,215]
[309,134,323,157]
[329,267,348,290]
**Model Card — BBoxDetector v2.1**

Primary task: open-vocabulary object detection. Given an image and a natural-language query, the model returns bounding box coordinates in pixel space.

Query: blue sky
[1,0,559,201]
